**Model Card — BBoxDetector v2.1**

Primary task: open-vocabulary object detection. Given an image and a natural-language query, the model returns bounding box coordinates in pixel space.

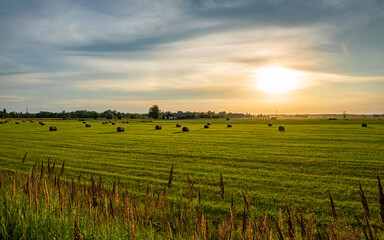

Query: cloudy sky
[0,0,383,114]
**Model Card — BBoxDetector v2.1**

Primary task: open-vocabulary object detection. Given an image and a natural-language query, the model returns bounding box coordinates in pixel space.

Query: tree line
[0,109,146,120]
[0,106,255,120]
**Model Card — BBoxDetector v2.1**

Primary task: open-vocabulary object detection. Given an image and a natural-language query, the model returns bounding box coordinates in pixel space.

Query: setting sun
[255,67,303,94]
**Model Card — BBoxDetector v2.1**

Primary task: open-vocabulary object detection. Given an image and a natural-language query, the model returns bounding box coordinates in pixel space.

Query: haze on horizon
[0,0,383,114]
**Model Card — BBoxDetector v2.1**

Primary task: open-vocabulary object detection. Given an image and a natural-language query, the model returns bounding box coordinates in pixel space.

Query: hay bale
[15,122,20,124]
[227,124,232,127]
[204,125,209,128]
[41,123,45,126]
[122,121,125,123]
[49,126,57,131]
[176,124,181,127]
[268,122,273,126]
[207,122,211,125]
[182,127,189,132]
[112,122,116,125]
[126,121,130,123]
[362,123,367,127]
[109,121,112,123]
[83,121,86,124]
[155,125,162,130]
[22,120,25,122]
[279,126,285,131]
[117,127,125,132]
[86,124,91,127]
[39,121,43,124]
[30,120,34,123]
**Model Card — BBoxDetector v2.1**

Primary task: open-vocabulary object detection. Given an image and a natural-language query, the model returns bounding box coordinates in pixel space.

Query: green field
[1,118,383,225]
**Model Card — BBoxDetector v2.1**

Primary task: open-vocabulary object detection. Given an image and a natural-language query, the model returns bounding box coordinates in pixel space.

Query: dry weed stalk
[22,152,28,164]
[377,174,384,227]
[168,164,174,188]
[74,219,83,240]
[329,191,337,222]
[220,173,225,199]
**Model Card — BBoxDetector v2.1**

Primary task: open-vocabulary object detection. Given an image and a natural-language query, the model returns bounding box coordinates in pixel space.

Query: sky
[0,0,383,114]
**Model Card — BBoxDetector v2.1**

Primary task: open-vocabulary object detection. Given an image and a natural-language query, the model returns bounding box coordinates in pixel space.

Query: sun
[255,67,303,94]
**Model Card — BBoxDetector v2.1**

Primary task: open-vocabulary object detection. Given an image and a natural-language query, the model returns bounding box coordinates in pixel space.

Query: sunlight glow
[255,67,303,94]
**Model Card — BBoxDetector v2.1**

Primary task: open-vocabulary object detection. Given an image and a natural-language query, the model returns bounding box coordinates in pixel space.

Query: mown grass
[0,118,383,230]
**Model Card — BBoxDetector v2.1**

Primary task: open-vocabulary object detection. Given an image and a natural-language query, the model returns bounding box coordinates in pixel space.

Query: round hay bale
[49,126,57,131]
[39,121,43,124]
[279,126,285,131]
[155,125,162,130]
[117,127,125,132]
[22,120,25,122]
[204,125,209,128]
[182,127,189,132]
[126,121,130,123]
[109,121,112,123]
[112,122,116,125]
[176,124,181,127]
[83,121,86,124]
[41,123,45,126]
[227,124,232,127]
[15,122,20,124]
[268,122,273,127]
[122,121,125,123]
[207,122,211,125]
[362,123,367,127]
[30,120,34,123]
[86,124,91,127]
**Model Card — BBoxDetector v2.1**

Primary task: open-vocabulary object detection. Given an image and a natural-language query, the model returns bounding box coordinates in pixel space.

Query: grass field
[1,118,384,227]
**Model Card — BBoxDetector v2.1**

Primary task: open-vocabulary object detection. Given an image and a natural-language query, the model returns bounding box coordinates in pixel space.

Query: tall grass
[0,159,384,239]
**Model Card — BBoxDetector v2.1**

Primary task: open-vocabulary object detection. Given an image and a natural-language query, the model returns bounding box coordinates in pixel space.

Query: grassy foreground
[0,164,384,239]
[0,118,383,238]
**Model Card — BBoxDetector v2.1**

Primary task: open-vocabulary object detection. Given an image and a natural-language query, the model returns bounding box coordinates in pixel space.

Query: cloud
[0,95,26,102]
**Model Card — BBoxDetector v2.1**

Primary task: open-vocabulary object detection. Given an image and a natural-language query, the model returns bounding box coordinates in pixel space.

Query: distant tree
[130,114,140,119]
[92,111,99,120]
[148,105,160,119]
[2,108,7,118]
[102,110,115,119]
